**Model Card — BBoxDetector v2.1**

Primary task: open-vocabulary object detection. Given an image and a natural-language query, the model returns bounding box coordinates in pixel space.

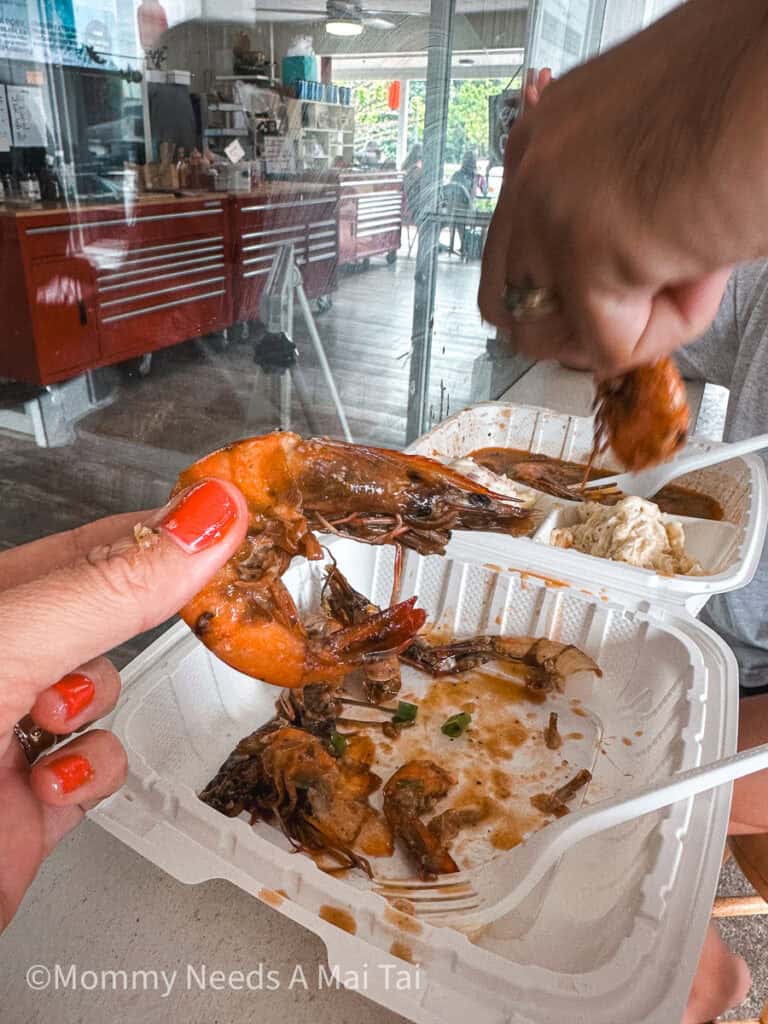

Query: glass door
[407,0,613,442]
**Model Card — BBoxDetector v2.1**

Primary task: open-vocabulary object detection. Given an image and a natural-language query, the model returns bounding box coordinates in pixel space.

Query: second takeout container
[409,401,768,615]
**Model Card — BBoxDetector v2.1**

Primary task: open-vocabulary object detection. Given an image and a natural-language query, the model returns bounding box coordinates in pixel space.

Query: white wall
[600,0,683,50]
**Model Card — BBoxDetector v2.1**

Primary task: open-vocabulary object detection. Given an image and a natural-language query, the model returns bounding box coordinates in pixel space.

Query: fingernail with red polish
[53,673,95,720]
[160,480,238,554]
[49,753,94,794]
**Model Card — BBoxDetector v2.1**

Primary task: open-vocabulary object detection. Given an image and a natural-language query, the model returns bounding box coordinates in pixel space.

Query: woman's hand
[0,480,248,932]
[479,0,768,377]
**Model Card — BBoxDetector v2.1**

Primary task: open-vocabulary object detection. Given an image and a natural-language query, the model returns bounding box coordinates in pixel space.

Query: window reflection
[0,0,636,660]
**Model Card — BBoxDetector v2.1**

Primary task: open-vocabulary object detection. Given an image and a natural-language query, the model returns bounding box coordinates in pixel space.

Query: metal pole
[295,280,354,442]
[141,72,153,164]
[396,79,410,168]
[406,0,456,444]
[279,373,292,431]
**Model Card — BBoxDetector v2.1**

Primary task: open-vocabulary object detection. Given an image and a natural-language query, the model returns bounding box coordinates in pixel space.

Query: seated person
[445,152,484,256]
[451,150,486,198]
[402,143,425,228]
[677,261,768,690]
[676,259,768,1022]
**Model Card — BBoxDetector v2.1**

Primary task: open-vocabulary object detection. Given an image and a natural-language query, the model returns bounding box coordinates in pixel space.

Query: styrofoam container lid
[90,539,739,1024]
[408,401,768,614]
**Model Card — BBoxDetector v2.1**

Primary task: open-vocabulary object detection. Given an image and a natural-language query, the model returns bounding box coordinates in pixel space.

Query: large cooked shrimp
[402,634,601,693]
[322,563,601,694]
[383,760,459,878]
[594,358,689,471]
[199,723,390,870]
[175,432,533,688]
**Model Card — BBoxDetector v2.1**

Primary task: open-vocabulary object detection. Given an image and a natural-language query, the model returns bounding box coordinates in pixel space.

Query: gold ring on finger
[504,278,561,322]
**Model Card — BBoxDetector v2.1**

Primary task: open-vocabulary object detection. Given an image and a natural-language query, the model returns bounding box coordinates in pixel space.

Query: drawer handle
[97,235,224,261]
[27,207,223,235]
[99,274,226,309]
[101,288,225,323]
[98,254,224,284]
[78,299,88,326]
[98,260,225,293]
[96,243,223,274]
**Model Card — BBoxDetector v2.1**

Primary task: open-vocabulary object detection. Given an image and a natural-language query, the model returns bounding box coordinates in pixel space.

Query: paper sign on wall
[0,86,11,151]
[527,0,591,77]
[7,85,47,147]
[263,136,296,176]
[224,138,245,164]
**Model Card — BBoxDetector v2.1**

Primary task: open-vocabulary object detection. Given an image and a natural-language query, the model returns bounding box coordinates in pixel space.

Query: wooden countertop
[0,182,337,221]
[0,193,222,220]
[0,172,410,223]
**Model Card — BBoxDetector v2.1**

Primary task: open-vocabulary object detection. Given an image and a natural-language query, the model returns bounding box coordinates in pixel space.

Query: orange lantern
[388,80,401,110]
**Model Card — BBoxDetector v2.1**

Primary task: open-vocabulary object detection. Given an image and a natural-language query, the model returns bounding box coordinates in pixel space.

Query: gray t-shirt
[677,260,768,686]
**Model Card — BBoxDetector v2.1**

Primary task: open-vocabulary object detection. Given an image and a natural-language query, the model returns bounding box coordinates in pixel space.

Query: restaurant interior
[3,2,767,1023]
[0,0,545,548]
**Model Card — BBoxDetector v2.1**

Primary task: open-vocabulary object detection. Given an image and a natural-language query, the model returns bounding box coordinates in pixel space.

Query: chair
[440,181,473,257]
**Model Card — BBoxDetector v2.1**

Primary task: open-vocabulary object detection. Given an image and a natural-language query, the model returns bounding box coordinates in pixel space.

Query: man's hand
[479,0,768,377]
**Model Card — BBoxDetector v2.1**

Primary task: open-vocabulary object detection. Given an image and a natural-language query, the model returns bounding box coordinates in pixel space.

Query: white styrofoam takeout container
[91,530,739,1024]
[409,401,768,615]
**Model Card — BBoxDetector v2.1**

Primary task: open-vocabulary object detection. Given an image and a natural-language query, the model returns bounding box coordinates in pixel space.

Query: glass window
[0,0,651,660]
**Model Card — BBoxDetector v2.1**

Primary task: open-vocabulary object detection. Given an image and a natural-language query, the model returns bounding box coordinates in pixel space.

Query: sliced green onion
[329,730,347,757]
[392,700,418,724]
[441,712,472,738]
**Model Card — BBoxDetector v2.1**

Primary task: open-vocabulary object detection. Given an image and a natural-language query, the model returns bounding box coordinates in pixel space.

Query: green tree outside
[348,77,514,168]
[349,80,399,159]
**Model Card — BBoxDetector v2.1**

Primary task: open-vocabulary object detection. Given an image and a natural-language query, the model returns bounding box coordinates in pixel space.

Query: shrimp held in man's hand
[174,432,534,688]
[594,357,690,471]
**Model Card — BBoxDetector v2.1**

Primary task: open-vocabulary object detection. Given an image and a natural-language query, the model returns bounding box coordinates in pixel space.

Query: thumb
[0,479,248,731]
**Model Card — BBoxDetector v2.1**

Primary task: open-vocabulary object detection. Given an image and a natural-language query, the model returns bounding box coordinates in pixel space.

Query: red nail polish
[53,673,95,720]
[160,480,238,554]
[49,753,94,794]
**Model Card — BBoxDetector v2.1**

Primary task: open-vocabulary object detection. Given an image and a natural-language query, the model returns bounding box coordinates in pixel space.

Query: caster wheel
[121,354,152,379]
[386,250,398,265]
[316,295,333,314]
[361,257,371,271]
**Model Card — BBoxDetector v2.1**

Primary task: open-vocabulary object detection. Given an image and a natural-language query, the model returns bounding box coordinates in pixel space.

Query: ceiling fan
[258,1,419,36]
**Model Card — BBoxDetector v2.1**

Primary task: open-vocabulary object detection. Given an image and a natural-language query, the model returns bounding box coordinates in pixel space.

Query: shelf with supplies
[203,128,250,137]
[302,127,354,134]
[297,98,352,107]
[286,96,356,172]
[215,75,279,86]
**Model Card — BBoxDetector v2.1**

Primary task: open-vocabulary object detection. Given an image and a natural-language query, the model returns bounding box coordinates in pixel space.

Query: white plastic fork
[576,432,768,500]
[373,740,768,930]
